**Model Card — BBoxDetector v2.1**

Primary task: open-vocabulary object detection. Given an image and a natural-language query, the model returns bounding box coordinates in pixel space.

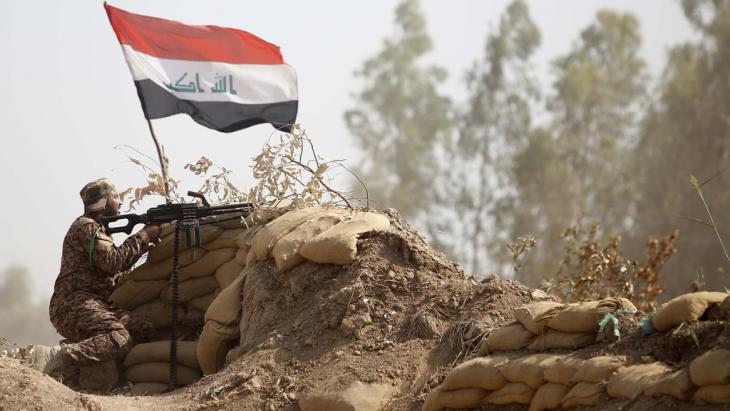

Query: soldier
[42,178,162,376]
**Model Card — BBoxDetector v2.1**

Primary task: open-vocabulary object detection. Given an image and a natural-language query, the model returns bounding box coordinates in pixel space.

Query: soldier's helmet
[80,178,116,213]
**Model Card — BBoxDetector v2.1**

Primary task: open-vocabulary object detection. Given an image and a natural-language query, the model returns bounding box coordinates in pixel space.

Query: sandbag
[244,248,257,271]
[189,289,220,312]
[300,381,395,411]
[205,273,246,325]
[238,207,287,230]
[547,298,636,334]
[651,291,728,332]
[645,368,694,400]
[689,348,730,386]
[500,354,562,389]
[124,340,199,370]
[147,225,222,263]
[440,356,509,391]
[272,209,347,272]
[544,356,582,386]
[480,323,534,354]
[211,218,245,230]
[130,382,170,396]
[607,362,671,399]
[527,329,595,351]
[513,301,565,335]
[299,212,390,265]
[214,260,244,289]
[236,226,261,250]
[178,248,236,282]
[197,320,238,375]
[159,222,176,239]
[205,211,267,230]
[485,382,534,405]
[234,248,248,266]
[161,276,218,304]
[125,362,201,385]
[422,387,487,411]
[132,300,172,328]
[571,356,624,383]
[561,382,604,408]
[203,228,245,251]
[109,279,168,310]
[529,383,571,411]
[130,248,205,281]
[252,206,327,261]
[693,385,730,404]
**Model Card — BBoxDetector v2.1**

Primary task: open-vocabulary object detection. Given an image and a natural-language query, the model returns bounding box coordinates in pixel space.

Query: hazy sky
[0,1,695,299]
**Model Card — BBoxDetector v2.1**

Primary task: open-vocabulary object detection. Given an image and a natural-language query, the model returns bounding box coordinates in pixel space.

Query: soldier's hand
[142,223,162,243]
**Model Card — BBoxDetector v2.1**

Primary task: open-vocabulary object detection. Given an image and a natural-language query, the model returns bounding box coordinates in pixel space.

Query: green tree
[510,10,649,285]
[431,0,540,275]
[633,0,730,293]
[344,0,452,218]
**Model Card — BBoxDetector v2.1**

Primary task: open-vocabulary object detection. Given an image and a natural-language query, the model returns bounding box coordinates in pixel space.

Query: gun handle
[187,191,210,207]
[101,213,148,235]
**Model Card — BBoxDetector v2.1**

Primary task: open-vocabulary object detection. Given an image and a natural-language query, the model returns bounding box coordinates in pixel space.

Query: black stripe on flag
[133,79,297,133]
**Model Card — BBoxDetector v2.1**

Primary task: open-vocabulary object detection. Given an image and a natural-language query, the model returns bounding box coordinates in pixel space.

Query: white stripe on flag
[121,45,298,105]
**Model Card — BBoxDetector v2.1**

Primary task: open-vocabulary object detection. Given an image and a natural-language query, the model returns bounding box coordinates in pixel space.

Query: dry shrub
[543,215,678,312]
[247,125,354,208]
[407,307,440,340]
[441,319,487,364]
[117,126,358,210]
[506,236,536,276]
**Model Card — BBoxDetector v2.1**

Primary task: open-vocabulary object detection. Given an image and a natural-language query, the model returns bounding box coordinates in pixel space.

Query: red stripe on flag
[104,3,284,65]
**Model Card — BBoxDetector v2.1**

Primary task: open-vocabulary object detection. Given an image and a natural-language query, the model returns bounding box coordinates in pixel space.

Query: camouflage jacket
[50,215,149,318]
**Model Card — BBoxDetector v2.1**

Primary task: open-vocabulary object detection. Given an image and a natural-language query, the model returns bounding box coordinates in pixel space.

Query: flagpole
[146,119,171,201]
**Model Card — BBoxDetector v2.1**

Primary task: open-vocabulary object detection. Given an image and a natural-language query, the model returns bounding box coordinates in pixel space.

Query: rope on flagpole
[146,119,171,201]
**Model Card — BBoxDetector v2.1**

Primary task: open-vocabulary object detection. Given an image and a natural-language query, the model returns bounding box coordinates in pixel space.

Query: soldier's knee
[110,329,133,355]
[127,317,156,345]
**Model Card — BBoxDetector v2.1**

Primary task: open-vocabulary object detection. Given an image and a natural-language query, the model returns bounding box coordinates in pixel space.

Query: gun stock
[100,213,149,235]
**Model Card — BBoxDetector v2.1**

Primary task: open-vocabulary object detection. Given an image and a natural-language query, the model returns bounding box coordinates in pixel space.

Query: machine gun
[101,190,254,236]
[101,191,255,390]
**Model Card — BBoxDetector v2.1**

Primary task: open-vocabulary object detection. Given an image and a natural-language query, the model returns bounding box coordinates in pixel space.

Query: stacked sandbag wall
[110,206,392,385]
[427,291,730,410]
[688,348,730,404]
[124,340,201,395]
[109,211,272,391]
[109,215,248,336]
[480,298,636,354]
[426,352,730,410]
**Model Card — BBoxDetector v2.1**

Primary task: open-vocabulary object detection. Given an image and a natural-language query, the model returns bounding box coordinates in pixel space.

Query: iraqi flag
[104,3,298,132]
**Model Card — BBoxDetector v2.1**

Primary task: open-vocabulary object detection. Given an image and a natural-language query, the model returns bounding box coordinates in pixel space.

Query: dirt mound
[0,356,181,410]
[186,208,536,410]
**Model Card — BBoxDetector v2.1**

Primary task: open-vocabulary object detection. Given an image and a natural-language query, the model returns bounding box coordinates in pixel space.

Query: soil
[0,208,728,411]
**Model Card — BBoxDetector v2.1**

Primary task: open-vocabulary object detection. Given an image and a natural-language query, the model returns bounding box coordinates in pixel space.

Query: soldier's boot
[41,345,72,376]
[27,345,54,371]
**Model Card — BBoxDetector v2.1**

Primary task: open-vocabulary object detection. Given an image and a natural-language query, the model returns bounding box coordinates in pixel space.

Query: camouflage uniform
[48,179,156,366]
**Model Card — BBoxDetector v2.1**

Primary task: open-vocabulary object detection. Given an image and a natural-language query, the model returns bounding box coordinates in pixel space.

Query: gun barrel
[202,203,255,215]
[209,202,255,210]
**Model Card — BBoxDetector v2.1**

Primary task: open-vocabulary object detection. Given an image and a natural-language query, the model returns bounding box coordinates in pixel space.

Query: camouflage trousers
[49,292,155,366]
